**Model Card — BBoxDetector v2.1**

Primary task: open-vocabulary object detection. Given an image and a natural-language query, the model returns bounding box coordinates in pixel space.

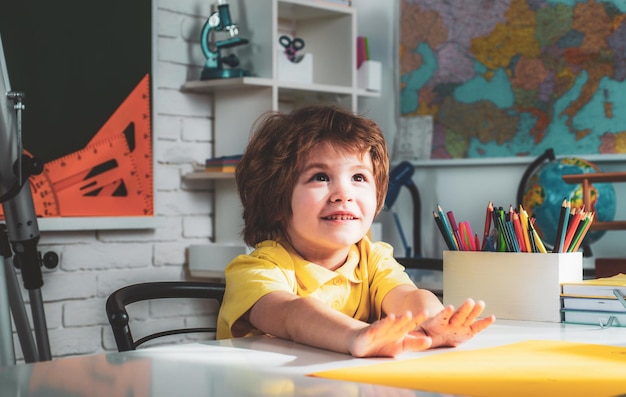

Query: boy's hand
[416,298,495,348]
[348,311,433,357]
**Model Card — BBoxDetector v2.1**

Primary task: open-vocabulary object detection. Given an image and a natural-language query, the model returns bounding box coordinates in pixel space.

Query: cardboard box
[443,251,582,322]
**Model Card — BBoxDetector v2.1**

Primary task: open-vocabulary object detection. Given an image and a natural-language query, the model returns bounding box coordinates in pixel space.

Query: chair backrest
[105,281,225,352]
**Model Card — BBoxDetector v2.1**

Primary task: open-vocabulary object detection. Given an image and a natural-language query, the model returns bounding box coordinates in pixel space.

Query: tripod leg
[0,256,16,365]
[5,261,38,363]
[28,289,51,361]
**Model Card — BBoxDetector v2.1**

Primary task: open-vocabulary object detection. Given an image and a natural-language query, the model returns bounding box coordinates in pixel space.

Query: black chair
[105,281,225,352]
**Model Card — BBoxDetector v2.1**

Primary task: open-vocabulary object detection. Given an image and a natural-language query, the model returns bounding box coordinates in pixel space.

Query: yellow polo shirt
[216,236,414,339]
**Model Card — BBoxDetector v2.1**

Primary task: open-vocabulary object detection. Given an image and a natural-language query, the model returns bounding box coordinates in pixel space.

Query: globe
[521,157,616,249]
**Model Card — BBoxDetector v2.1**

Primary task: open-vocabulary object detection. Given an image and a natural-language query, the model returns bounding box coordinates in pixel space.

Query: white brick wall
[9,0,219,360]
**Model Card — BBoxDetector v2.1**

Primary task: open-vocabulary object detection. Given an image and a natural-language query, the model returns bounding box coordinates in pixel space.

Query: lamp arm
[406,182,421,258]
[392,211,411,258]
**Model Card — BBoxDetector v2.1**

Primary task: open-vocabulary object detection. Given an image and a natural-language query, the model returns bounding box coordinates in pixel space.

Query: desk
[0,320,624,397]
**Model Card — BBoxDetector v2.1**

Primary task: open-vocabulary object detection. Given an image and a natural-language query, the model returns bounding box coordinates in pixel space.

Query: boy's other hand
[416,298,495,348]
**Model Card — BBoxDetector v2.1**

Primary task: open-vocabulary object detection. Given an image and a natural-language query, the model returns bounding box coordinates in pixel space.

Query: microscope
[200,0,251,80]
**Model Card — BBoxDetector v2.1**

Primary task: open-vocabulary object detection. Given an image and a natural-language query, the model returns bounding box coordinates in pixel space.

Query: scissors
[279,35,305,63]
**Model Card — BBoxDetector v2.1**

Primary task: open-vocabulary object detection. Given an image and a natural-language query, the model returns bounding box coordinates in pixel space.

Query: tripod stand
[0,32,54,365]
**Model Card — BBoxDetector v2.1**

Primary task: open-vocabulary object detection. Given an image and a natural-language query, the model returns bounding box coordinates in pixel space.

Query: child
[216,105,495,357]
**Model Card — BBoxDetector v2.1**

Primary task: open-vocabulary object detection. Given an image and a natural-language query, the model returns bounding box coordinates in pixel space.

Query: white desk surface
[1,320,624,397]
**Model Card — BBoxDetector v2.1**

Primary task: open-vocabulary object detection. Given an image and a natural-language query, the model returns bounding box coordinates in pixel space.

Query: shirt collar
[280,242,362,291]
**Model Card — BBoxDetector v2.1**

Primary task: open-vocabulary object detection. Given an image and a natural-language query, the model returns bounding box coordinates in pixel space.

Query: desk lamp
[384,161,421,258]
[384,162,443,285]
[200,0,250,80]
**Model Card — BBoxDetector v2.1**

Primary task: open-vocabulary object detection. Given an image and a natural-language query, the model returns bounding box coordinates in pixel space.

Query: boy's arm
[248,290,432,357]
[382,284,444,315]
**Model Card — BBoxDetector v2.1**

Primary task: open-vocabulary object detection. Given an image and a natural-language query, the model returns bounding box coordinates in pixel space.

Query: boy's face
[286,141,377,265]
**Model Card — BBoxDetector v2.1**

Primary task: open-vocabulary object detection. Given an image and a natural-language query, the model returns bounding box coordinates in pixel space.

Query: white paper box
[277,49,313,84]
[443,251,582,322]
[357,60,381,91]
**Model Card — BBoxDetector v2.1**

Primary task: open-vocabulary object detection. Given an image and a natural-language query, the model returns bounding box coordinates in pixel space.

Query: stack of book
[204,154,242,173]
[560,273,626,327]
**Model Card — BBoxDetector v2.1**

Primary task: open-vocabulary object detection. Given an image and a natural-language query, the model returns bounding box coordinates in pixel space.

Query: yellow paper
[310,340,626,397]
[562,273,626,286]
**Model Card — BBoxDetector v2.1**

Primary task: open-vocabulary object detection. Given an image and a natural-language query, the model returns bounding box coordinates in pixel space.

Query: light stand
[0,32,56,364]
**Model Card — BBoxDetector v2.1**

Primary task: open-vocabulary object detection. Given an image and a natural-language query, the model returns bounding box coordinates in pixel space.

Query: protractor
[44,133,149,216]
[88,73,153,209]
[30,166,61,217]
[0,74,153,219]
[45,73,152,216]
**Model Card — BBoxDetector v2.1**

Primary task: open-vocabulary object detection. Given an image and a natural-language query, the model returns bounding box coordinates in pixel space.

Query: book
[560,273,626,298]
[561,296,626,312]
[205,154,242,173]
[562,309,626,327]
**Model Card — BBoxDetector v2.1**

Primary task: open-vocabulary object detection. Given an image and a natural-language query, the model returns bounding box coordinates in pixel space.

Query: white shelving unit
[181,0,379,247]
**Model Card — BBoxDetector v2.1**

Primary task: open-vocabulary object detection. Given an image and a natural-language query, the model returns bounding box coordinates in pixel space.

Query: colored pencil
[570,212,595,252]
[527,219,539,253]
[433,211,456,250]
[530,220,547,253]
[512,210,527,252]
[438,205,459,250]
[482,201,493,250]
[552,199,570,253]
[446,211,465,251]
[519,204,533,252]
[433,202,588,254]
[506,220,520,252]
[458,221,469,251]
[462,221,476,251]
[495,208,508,251]
[563,207,583,252]
[495,211,514,252]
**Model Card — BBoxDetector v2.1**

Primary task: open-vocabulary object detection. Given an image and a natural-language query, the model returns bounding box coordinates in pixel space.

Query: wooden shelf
[181,77,366,98]
[180,77,273,94]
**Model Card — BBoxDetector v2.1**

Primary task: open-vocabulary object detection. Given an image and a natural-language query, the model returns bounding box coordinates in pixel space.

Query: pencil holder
[443,251,582,322]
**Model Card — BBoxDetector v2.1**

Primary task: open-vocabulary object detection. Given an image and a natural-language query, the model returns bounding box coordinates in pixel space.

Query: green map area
[400,0,626,159]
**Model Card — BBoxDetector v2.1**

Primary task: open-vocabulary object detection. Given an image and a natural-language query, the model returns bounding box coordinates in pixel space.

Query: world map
[400,0,626,159]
